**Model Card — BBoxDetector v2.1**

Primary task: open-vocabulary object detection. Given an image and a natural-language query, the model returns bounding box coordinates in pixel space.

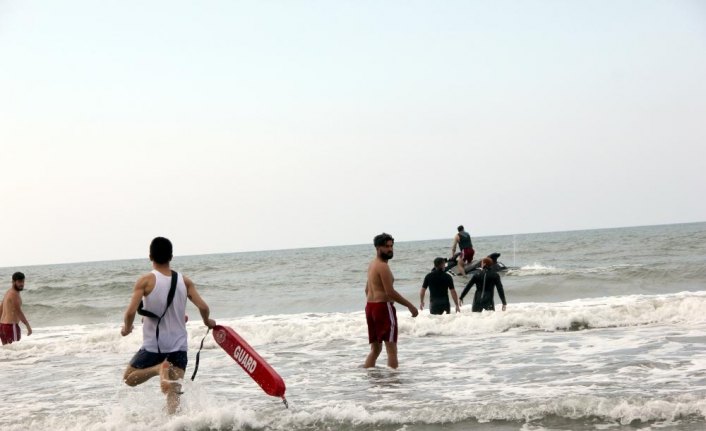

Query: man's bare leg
[384,341,398,369]
[364,342,382,368]
[160,361,184,414]
[123,363,162,387]
[159,361,171,393]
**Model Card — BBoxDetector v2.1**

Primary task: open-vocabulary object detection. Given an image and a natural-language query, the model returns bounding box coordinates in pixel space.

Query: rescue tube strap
[190,328,210,381]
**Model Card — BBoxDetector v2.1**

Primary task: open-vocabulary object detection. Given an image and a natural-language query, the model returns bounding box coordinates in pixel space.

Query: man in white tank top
[121,237,216,414]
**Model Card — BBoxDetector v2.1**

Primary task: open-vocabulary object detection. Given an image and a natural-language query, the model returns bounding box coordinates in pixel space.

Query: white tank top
[141,270,188,353]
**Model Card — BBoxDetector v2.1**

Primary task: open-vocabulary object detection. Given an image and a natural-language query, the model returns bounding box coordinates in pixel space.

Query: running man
[121,237,216,414]
[0,272,32,345]
[451,225,475,276]
[364,233,418,369]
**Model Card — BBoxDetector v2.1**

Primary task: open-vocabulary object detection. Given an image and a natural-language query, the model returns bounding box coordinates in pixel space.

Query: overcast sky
[1,0,705,267]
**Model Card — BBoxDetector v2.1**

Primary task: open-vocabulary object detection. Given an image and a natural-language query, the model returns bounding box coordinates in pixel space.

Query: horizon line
[2,220,703,269]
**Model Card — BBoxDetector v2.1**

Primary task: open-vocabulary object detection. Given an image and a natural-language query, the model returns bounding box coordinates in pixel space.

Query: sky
[1,0,705,267]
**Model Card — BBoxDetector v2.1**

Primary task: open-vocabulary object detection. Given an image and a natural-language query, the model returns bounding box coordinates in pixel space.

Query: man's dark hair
[457,225,464,232]
[150,237,173,264]
[12,272,24,281]
[373,233,394,248]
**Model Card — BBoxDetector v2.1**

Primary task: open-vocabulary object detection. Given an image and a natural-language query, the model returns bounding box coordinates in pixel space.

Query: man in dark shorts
[420,257,460,315]
[460,257,507,312]
[121,237,216,414]
[451,225,475,276]
[0,272,32,345]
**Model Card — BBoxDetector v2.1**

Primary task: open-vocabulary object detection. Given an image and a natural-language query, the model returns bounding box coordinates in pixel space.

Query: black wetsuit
[460,268,506,312]
[422,269,455,315]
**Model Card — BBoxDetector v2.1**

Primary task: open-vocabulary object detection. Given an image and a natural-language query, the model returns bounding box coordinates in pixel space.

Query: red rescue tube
[212,325,287,400]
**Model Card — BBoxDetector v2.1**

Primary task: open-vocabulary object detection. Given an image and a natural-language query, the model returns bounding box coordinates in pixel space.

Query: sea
[1,222,705,431]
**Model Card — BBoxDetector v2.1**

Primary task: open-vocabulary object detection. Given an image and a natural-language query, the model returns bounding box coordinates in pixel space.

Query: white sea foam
[512,263,562,276]
[4,292,706,430]
[3,291,705,364]
[3,392,705,430]
[510,263,645,278]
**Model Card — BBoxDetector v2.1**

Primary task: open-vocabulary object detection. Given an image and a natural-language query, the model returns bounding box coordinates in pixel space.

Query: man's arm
[16,304,31,335]
[447,274,460,312]
[419,274,430,310]
[185,276,216,328]
[495,274,507,311]
[451,234,459,255]
[459,276,475,303]
[450,288,460,313]
[121,275,149,336]
[380,265,418,317]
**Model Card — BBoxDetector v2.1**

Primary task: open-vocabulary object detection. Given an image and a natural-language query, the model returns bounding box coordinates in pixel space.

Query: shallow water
[1,222,705,430]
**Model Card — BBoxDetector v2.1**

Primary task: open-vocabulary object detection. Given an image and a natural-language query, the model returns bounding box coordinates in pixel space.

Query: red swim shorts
[0,323,21,345]
[365,302,397,344]
[462,248,475,263]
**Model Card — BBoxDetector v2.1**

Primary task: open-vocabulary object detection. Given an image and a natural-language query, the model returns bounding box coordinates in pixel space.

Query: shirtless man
[0,272,32,345]
[364,233,418,369]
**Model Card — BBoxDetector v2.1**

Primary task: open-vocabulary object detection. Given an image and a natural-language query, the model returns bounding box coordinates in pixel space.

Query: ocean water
[1,222,705,431]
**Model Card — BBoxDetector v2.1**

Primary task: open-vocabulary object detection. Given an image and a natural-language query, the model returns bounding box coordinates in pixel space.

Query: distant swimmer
[451,225,475,276]
[121,237,216,414]
[459,257,507,312]
[0,272,32,345]
[420,257,460,315]
[364,233,418,369]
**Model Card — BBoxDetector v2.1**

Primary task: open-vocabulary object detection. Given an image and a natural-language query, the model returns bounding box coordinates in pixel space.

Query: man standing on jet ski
[451,225,475,276]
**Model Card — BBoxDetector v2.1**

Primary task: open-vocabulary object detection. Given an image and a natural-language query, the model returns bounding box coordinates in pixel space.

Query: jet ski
[442,252,507,276]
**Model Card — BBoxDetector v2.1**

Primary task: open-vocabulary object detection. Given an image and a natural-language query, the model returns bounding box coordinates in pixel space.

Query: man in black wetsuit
[460,257,507,312]
[420,257,461,315]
